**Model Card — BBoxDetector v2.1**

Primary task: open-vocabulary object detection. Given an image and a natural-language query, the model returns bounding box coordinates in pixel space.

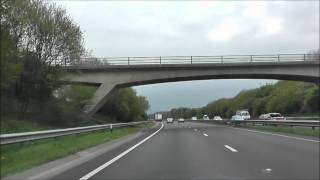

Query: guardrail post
[221,56,223,63]
[278,54,280,62]
[303,54,306,61]
[250,55,253,62]
[312,126,315,130]
[110,124,113,133]
[191,56,193,64]
[128,57,130,65]
[160,56,162,64]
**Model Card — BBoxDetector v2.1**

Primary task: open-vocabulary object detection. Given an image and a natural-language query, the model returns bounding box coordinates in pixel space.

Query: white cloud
[242,1,267,18]
[254,17,283,38]
[207,2,286,42]
[207,17,245,42]
[54,1,318,55]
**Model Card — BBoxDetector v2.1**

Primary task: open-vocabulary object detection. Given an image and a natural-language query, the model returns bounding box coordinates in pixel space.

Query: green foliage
[34,85,97,127]
[0,29,22,92]
[169,107,197,119]
[304,86,320,113]
[0,117,51,134]
[1,0,85,64]
[98,88,149,122]
[0,0,88,127]
[1,0,149,130]
[164,81,319,119]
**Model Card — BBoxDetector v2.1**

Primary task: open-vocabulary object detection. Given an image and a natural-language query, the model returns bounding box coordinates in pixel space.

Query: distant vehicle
[231,115,244,121]
[203,115,210,120]
[236,109,251,120]
[155,113,162,121]
[166,118,174,123]
[178,118,185,123]
[259,114,266,120]
[262,113,286,120]
[191,116,197,121]
[213,116,223,120]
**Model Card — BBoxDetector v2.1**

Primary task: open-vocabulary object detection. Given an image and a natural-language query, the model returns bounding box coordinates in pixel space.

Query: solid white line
[230,127,320,143]
[203,133,208,136]
[224,145,238,152]
[79,122,164,180]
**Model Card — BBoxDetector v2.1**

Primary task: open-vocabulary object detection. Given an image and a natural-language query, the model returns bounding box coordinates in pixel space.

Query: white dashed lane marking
[224,145,238,152]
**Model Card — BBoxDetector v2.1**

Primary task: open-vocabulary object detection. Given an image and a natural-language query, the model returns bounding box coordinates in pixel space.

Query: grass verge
[238,124,320,137]
[0,118,52,134]
[0,122,155,177]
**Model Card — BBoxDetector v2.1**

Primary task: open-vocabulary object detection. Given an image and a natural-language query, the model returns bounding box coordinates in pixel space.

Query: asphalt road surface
[52,121,319,180]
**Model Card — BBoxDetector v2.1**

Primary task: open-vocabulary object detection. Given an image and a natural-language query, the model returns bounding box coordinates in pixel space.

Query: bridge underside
[61,61,320,116]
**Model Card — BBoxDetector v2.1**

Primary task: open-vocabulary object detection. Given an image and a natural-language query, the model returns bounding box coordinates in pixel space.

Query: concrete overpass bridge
[60,54,320,116]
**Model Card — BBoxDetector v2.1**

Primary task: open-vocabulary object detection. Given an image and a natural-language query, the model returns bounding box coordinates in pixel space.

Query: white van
[203,115,210,120]
[236,110,250,120]
[166,118,174,123]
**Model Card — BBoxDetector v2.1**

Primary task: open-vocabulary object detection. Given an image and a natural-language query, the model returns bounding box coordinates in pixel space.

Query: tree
[1,0,86,122]
[1,0,85,66]
[98,88,149,122]
[304,87,320,114]
[162,81,319,119]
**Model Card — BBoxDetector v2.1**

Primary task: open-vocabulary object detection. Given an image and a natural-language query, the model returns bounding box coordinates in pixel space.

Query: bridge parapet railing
[58,54,319,67]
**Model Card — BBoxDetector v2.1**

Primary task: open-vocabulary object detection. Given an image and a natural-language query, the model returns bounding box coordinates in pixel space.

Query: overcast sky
[54,1,319,113]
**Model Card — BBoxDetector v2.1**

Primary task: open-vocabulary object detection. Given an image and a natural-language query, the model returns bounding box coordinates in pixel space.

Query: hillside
[161,81,319,119]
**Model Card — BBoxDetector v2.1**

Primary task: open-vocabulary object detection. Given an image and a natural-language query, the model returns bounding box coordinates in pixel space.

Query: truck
[155,113,162,121]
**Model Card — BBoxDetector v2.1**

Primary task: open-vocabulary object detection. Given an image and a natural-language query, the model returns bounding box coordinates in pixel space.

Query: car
[263,113,286,120]
[259,114,266,120]
[178,118,185,123]
[213,116,223,120]
[231,115,244,121]
[166,118,174,123]
[191,116,197,121]
[203,115,210,120]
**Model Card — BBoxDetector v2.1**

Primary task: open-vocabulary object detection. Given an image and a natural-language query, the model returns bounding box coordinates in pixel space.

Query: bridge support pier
[84,83,118,116]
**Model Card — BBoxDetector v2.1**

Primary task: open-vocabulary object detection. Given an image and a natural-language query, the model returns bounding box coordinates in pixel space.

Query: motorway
[51,121,319,180]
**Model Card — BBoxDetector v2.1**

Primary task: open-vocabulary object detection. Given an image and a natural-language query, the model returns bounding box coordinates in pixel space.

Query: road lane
[52,121,319,179]
[193,122,319,179]
[87,122,319,179]
[90,122,247,179]
[79,123,164,180]
[50,123,162,180]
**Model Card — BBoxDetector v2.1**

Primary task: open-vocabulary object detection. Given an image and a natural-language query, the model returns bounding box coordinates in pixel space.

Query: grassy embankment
[237,123,320,137]
[0,121,155,177]
[0,118,53,134]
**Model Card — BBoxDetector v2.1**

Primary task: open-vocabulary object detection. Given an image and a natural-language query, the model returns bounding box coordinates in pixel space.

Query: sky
[53,1,319,113]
